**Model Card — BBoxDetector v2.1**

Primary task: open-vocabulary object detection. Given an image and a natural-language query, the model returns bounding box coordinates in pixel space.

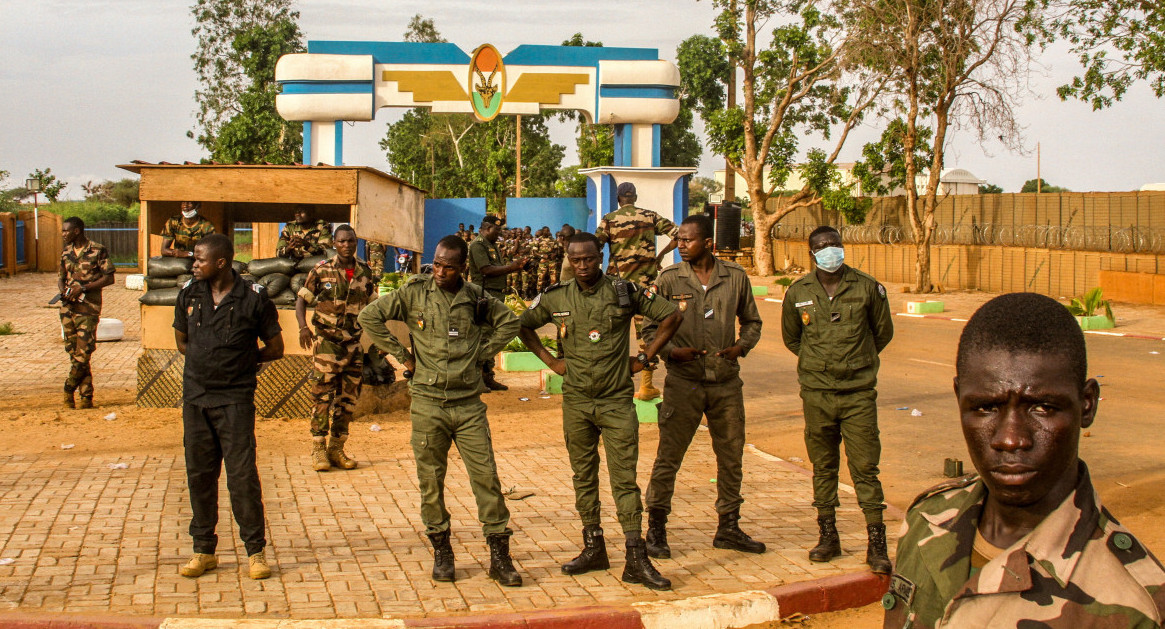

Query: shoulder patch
[542,282,564,293]
[314,258,330,268]
[909,474,980,512]
[877,283,887,298]
[251,283,265,294]
[182,279,193,290]
[643,283,657,300]
[720,259,746,272]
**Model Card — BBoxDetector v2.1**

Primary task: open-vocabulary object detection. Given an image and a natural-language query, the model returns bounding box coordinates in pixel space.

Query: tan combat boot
[179,553,218,578]
[248,551,272,580]
[78,397,94,409]
[311,436,331,471]
[63,391,75,409]
[634,369,661,401]
[327,435,358,470]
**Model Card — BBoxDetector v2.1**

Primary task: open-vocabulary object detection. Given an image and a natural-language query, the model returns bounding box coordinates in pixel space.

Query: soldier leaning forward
[358,235,523,587]
[277,204,333,260]
[58,217,115,409]
[295,226,376,472]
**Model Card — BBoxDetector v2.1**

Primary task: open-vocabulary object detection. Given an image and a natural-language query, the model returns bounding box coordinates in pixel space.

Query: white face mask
[182,209,198,219]
[813,246,845,273]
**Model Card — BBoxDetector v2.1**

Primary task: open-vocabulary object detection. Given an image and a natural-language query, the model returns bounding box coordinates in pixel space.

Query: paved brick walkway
[0,272,885,620]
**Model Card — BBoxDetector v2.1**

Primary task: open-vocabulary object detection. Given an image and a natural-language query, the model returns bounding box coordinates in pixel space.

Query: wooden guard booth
[117,164,425,417]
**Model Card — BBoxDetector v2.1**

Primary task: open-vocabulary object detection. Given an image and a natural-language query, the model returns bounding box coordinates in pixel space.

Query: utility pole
[515,114,523,198]
[723,65,736,207]
[1037,142,1041,193]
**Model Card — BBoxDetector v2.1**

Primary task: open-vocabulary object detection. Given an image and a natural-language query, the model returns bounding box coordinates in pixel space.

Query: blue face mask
[813,246,844,272]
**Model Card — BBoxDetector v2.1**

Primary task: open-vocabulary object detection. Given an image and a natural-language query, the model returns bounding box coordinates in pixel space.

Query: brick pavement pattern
[0,273,885,620]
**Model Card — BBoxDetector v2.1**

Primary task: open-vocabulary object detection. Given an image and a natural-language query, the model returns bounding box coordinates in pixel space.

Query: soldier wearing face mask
[780,225,895,575]
[161,201,216,258]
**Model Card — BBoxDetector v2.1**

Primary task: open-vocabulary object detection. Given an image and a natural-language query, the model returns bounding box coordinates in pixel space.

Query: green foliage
[661,104,702,168]
[503,336,557,354]
[0,171,22,212]
[688,176,723,211]
[1053,0,1165,110]
[851,119,934,197]
[82,178,139,207]
[676,35,730,114]
[29,168,67,202]
[189,0,304,164]
[42,200,141,225]
[555,166,587,198]
[978,183,1004,194]
[1066,287,1114,322]
[404,14,445,43]
[1020,178,1070,193]
[0,322,15,336]
[801,149,871,224]
[378,272,409,293]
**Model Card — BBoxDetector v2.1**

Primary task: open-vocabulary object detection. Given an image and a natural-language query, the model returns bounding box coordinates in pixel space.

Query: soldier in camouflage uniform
[295,226,376,471]
[277,204,333,260]
[532,227,559,293]
[885,292,1165,628]
[367,242,386,278]
[161,201,216,258]
[595,182,678,400]
[58,217,116,409]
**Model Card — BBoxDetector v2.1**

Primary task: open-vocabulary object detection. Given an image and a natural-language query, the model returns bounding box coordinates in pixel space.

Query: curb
[0,571,888,629]
[895,312,1165,342]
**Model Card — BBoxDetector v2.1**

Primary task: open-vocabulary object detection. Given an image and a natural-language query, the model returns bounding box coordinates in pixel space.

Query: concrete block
[905,300,944,314]
[635,397,661,423]
[540,369,563,394]
[1076,315,1115,330]
[500,351,548,372]
[751,286,769,296]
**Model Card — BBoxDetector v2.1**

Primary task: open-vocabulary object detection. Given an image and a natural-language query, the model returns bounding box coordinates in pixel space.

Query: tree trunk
[915,237,931,293]
[754,211,778,275]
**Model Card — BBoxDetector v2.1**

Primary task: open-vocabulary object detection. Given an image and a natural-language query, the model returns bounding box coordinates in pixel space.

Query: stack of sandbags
[246,256,298,306]
[140,256,193,306]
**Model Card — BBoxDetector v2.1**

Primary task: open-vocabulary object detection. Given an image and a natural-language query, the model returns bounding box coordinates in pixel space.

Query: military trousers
[646,375,746,516]
[409,395,511,536]
[800,387,885,524]
[183,402,266,556]
[310,336,363,438]
[61,309,99,398]
[562,394,643,535]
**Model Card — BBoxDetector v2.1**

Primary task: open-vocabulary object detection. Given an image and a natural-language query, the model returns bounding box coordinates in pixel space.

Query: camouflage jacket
[59,240,115,316]
[277,219,333,260]
[596,204,678,284]
[297,256,376,342]
[885,462,1165,628]
[532,236,560,262]
[160,215,215,253]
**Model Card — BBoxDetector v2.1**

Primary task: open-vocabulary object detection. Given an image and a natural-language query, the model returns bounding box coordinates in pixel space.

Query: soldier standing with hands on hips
[781,225,894,573]
[58,217,115,409]
[295,225,376,472]
[642,214,766,558]
[358,235,523,587]
[518,232,682,590]
[173,233,283,580]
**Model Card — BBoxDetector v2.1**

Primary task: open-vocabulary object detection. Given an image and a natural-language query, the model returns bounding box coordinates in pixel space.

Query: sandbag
[232,260,247,274]
[240,273,258,284]
[296,250,338,272]
[247,256,297,277]
[269,289,297,306]
[175,274,192,286]
[290,272,307,294]
[146,256,192,278]
[362,346,397,387]
[145,277,177,290]
[258,272,291,296]
[139,287,181,306]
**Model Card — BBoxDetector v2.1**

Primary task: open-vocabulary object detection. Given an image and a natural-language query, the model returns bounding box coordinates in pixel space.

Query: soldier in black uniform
[173,233,284,581]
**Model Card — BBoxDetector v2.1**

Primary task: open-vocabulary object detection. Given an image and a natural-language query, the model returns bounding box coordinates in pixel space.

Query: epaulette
[908,474,980,512]
[658,263,680,276]
[720,259,746,272]
[405,273,430,285]
[314,258,330,269]
[541,282,566,293]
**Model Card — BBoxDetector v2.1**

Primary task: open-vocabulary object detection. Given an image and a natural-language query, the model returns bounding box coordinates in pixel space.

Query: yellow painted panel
[506,73,590,104]
[382,70,468,102]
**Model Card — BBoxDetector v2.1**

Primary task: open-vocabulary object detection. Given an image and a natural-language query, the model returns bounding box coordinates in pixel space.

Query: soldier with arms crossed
[884,293,1165,628]
[277,204,333,260]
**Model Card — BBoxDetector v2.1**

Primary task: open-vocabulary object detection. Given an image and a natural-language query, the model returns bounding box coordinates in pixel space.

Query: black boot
[561,525,610,575]
[645,508,671,559]
[486,533,523,587]
[809,515,842,562]
[427,530,455,582]
[713,509,767,554]
[482,363,508,391]
[622,537,672,591]
[866,523,892,574]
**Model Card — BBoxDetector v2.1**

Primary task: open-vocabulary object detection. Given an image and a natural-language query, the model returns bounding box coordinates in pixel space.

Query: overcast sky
[1,0,1161,200]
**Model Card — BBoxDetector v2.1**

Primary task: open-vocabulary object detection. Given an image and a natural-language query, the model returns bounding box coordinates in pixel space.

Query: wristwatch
[636,352,656,367]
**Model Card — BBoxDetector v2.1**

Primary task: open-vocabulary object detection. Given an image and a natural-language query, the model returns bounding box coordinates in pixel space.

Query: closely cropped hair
[957,292,1087,385]
[197,233,234,263]
[808,225,840,243]
[333,224,357,239]
[64,216,85,231]
[436,234,468,264]
[682,214,714,240]
[567,232,601,252]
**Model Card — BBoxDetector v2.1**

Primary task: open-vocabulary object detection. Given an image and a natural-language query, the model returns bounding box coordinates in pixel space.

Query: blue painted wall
[504,198,590,234]
[423,198,487,262]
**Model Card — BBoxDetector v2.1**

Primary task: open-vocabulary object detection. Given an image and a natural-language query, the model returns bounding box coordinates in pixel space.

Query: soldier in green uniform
[295,225,377,472]
[518,232,683,591]
[161,201,216,258]
[58,217,116,409]
[884,293,1165,628]
[781,225,894,573]
[277,204,333,260]
[358,235,523,587]
[642,214,766,558]
[467,215,525,391]
[596,182,679,401]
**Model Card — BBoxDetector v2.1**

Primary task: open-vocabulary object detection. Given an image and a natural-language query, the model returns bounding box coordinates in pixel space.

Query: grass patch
[0,322,16,335]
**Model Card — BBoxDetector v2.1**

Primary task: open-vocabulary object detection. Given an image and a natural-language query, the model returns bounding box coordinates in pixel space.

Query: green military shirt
[781,265,893,391]
[357,275,520,403]
[520,275,677,399]
[277,219,333,260]
[468,235,507,293]
[160,215,216,253]
[886,462,1165,628]
[645,258,763,384]
[297,256,377,343]
[59,240,115,317]
[595,204,678,284]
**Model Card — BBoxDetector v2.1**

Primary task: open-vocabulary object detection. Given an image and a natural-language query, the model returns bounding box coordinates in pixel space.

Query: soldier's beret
[482,215,502,227]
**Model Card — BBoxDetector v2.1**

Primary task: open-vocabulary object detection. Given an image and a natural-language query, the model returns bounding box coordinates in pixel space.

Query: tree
[1020,178,1069,193]
[852,118,934,196]
[978,183,1003,194]
[82,178,140,207]
[189,0,304,163]
[29,168,67,203]
[680,1,884,274]
[1052,0,1165,109]
[688,176,724,211]
[848,0,1046,291]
